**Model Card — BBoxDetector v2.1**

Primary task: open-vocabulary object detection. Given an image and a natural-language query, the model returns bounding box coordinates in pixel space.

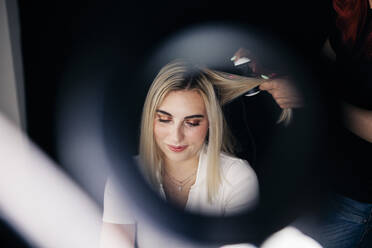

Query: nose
[170,122,184,144]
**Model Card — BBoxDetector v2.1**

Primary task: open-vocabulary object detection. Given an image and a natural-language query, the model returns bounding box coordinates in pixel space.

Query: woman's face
[154,90,209,164]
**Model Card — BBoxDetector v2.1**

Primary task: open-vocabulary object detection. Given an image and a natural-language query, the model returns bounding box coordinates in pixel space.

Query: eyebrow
[156,110,204,119]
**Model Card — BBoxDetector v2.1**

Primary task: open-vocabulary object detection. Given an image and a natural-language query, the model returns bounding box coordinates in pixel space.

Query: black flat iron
[230,56,269,96]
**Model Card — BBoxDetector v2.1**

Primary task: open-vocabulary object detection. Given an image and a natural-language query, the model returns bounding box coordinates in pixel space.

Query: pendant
[178,186,182,191]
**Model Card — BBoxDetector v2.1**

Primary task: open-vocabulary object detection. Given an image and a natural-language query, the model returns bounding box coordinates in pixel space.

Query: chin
[165,152,190,163]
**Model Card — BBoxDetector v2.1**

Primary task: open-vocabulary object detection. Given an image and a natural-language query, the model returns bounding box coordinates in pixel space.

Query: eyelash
[158,119,171,123]
[186,121,200,127]
[157,118,200,127]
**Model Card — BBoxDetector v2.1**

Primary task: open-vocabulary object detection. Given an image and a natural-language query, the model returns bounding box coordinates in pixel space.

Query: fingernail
[230,56,237,61]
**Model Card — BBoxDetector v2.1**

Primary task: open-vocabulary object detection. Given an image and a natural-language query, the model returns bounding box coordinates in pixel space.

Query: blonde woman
[100,60,270,248]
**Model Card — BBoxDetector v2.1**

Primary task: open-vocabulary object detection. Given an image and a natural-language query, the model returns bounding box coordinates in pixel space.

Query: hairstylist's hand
[259,78,304,109]
[232,47,304,109]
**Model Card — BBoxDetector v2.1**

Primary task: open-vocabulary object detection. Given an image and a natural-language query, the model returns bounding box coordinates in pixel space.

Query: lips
[167,145,187,152]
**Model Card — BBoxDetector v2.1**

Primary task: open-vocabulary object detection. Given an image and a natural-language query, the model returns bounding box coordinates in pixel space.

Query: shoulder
[218,153,259,213]
[219,152,257,180]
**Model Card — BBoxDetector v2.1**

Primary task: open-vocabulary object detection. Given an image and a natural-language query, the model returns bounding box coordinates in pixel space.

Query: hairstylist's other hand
[259,78,304,109]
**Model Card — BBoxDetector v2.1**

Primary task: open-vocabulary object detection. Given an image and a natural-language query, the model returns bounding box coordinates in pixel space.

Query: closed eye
[156,114,172,123]
[158,119,171,123]
[185,120,201,127]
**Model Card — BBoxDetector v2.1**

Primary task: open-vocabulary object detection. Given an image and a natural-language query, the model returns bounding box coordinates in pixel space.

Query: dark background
[18,0,332,162]
[2,0,333,247]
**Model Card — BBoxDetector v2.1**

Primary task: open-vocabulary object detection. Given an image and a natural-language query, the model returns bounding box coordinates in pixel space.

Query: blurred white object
[233,57,251,66]
[0,0,26,129]
[0,113,107,248]
[221,243,257,248]
[220,226,321,248]
[261,226,322,248]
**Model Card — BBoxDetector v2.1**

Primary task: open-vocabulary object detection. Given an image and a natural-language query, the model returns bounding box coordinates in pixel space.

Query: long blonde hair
[139,59,283,201]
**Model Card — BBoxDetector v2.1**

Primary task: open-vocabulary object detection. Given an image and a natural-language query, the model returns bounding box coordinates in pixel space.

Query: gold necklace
[163,169,196,192]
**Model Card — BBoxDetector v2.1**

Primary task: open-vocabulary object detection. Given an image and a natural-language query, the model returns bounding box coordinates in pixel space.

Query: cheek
[153,122,168,143]
[186,123,209,144]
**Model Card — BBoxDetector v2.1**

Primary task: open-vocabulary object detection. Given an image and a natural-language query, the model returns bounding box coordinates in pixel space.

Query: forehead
[157,90,206,116]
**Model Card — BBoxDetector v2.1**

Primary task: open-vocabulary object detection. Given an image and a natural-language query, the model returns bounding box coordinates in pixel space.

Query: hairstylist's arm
[343,103,372,143]
[232,48,304,109]
[321,38,372,142]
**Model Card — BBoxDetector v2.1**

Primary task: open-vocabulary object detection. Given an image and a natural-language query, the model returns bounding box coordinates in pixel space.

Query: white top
[102,149,259,247]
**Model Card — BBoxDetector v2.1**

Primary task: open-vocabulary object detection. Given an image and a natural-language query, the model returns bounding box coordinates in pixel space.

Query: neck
[164,156,199,177]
